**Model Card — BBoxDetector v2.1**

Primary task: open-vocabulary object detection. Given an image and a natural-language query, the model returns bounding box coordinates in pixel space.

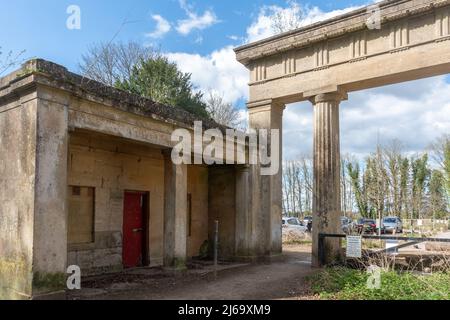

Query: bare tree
[429,134,450,199]
[300,155,313,214]
[366,145,389,227]
[383,140,404,216]
[205,91,241,128]
[341,154,356,216]
[79,41,157,86]
[282,156,313,217]
[429,134,450,171]
[0,47,26,76]
[271,1,304,34]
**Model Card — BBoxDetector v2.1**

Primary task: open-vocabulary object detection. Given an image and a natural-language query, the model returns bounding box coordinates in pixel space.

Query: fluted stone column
[247,100,285,258]
[310,91,346,267]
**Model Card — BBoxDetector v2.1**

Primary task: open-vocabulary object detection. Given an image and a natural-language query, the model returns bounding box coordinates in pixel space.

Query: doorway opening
[123,191,150,268]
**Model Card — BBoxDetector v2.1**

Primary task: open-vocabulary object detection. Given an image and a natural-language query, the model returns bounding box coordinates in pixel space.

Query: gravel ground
[68,244,318,300]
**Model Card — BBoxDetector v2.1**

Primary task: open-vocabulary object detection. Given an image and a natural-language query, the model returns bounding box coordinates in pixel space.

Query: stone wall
[187,166,209,258]
[208,167,237,259]
[67,130,209,275]
[0,95,37,299]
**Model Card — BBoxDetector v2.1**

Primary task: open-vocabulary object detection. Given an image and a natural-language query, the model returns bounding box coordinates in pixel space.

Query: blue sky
[1,0,449,159]
[0,0,370,70]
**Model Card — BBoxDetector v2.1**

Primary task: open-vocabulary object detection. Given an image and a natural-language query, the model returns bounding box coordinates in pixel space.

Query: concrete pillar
[32,98,69,299]
[0,94,69,299]
[163,151,188,268]
[247,100,285,258]
[234,165,250,258]
[309,91,346,267]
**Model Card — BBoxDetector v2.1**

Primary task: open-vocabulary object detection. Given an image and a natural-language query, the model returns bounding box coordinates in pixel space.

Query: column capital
[309,90,348,104]
[308,90,348,104]
[247,99,286,112]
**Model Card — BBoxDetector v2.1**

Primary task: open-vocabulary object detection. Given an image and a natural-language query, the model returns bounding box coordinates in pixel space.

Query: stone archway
[235,0,450,266]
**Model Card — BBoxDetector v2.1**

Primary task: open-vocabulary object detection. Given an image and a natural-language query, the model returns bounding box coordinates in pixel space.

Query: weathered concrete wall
[0,95,37,299]
[0,86,69,299]
[67,131,209,274]
[67,130,165,274]
[187,166,209,258]
[208,167,236,259]
[32,97,69,297]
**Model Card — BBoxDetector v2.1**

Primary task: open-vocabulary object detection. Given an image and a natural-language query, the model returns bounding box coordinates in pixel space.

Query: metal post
[214,220,219,280]
[318,233,324,267]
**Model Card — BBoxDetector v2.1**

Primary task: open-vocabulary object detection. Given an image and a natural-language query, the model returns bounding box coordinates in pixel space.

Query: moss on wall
[32,272,66,294]
[0,258,32,299]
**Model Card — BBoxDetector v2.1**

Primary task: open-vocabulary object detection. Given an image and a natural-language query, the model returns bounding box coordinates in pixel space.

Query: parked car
[282,217,307,232]
[303,216,312,226]
[356,218,377,234]
[341,216,353,234]
[382,216,403,234]
[301,216,313,232]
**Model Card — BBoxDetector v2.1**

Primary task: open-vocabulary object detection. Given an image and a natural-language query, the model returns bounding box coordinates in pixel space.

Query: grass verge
[308,267,450,300]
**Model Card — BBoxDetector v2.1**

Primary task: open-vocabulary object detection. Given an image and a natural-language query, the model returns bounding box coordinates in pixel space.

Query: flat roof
[0,59,225,131]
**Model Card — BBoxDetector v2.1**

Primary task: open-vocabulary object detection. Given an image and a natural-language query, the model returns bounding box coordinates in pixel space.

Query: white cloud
[166,46,248,105]
[246,2,362,43]
[283,77,450,160]
[227,35,242,41]
[176,0,219,35]
[146,15,171,39]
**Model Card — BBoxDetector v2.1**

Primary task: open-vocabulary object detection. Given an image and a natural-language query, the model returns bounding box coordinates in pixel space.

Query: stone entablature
[235,0,450,103]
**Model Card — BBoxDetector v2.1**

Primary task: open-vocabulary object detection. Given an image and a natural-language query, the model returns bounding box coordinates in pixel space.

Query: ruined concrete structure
[235,0,450,266]
[1,0,450,301]
[0,59,254,299]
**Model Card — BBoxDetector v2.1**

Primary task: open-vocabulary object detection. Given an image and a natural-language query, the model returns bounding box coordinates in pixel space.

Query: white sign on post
[346,236,362,258]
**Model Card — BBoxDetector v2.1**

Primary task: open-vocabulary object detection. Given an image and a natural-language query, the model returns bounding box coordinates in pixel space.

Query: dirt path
[69,245,318,300]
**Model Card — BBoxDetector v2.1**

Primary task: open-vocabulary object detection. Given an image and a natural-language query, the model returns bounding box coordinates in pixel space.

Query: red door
[123,192,146,268]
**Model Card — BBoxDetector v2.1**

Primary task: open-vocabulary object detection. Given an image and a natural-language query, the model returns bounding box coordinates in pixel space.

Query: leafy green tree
[347,162,369,217]
[365,147,388,223]
[444,140,450,197]
[117,56,209,118]
[429,170,447,219]
[411,154,430,219]
[399,158,409,219]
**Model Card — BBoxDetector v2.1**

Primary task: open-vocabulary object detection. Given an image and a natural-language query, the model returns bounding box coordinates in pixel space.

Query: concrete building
[0,59,262,299]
